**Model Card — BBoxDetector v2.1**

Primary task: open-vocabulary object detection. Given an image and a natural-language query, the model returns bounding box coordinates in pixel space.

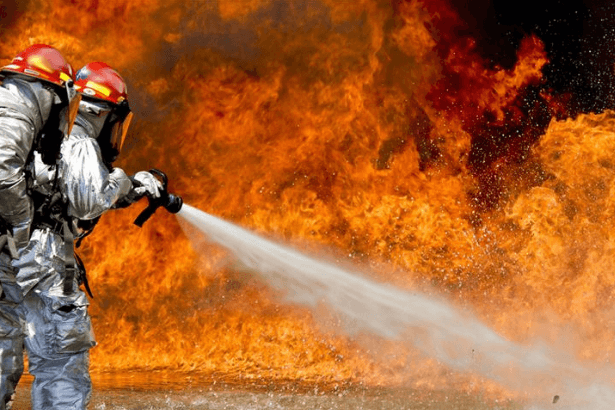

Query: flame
[3,0,614,401]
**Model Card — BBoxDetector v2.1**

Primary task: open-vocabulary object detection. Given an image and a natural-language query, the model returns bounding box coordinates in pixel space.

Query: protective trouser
[0,251,24,410]
[22,289,94,410]
[0,229,96,409]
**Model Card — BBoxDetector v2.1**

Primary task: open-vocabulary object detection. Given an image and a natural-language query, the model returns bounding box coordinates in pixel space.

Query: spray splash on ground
[178,203,615,410]
[12,372,519,410]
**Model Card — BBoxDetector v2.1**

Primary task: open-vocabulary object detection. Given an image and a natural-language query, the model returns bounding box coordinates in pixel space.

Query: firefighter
[0,44,80,250]
[12,62,162,409]
[0,44,80,409]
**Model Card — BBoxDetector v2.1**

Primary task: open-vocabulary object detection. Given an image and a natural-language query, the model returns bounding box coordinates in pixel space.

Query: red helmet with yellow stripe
[75,62,132,162]
[1,44,75,87]
[74,61,128,104]
[1,44,81,154]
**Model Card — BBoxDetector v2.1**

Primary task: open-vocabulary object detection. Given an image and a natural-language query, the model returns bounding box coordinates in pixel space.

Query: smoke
[0,1,29,29]
[178,203,615,409]
[445,0,615,113]
[0,0,30,59]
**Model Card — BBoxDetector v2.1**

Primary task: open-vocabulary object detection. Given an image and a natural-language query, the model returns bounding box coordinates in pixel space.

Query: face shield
[61,80,81,136]
[108,110,133,156]
[103,98,132,159]
[84,98,132,165]
[34,80,82,166]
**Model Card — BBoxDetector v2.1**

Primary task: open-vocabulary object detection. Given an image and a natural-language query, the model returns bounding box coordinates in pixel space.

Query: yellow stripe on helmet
[86,81,111,97]
[28,55,53,73]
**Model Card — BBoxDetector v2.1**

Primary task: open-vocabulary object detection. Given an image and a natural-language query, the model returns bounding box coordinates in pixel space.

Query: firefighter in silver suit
[12,62,161,409]
[0,44,80,409]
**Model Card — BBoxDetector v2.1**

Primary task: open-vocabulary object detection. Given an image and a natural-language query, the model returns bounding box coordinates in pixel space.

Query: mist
[178,203,615,410]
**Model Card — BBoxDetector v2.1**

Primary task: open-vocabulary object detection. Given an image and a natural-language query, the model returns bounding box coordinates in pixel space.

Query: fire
[2,0,614,401]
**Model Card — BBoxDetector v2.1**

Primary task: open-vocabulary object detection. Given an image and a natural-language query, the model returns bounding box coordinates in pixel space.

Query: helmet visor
[109,111,133,155]
[60,79,81,136]
[62,91,81,136]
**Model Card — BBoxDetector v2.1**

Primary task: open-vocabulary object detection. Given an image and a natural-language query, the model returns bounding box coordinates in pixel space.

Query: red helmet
[1,44,80,148]
[74,61,128,105]
[1,44,74,87]
[75,62,132,161]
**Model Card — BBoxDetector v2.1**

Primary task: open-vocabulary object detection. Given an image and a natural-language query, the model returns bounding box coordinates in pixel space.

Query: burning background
[2,0,615,403]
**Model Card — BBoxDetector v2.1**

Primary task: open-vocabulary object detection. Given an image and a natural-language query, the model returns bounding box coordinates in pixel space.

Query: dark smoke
[449,0,615,114]
[0,0,30,59]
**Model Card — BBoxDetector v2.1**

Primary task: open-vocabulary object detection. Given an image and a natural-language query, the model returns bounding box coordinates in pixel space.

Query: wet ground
[12,372,520,410]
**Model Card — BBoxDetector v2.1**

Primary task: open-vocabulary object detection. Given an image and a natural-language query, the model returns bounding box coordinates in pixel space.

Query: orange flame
[3,0,612,401]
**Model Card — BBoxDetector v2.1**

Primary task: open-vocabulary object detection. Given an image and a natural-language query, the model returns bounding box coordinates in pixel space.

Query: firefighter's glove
[131,171,163,199]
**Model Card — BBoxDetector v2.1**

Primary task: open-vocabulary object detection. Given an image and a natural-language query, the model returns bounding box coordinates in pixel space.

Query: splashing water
[178,204,615,409]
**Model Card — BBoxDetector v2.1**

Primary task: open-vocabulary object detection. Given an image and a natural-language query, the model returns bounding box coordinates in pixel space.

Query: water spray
[133,169,183,227]
[176,204,615,410]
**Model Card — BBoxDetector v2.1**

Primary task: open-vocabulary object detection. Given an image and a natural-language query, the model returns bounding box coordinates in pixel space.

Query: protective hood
[73,98,130,165]
[73,98,110,138]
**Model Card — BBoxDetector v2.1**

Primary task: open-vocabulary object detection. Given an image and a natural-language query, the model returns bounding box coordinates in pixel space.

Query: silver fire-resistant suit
[0,77,57,409]
[0,95,158,409]
[0,78,56,249]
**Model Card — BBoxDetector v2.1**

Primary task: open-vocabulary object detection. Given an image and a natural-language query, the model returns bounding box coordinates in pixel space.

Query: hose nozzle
[164,193,183,214]
[134,169,183,227]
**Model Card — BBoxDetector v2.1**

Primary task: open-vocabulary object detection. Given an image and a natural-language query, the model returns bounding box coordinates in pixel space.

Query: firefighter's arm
[60,135,132,220]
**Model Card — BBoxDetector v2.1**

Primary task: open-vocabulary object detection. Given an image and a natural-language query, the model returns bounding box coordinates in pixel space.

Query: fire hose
[133,169,183,227]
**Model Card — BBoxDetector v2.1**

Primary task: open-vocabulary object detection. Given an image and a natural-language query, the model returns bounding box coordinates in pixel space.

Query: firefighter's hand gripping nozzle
[133,169,183,227]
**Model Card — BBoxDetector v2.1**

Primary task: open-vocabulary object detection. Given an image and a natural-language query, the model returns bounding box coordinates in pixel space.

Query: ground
[11,372,519,410]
